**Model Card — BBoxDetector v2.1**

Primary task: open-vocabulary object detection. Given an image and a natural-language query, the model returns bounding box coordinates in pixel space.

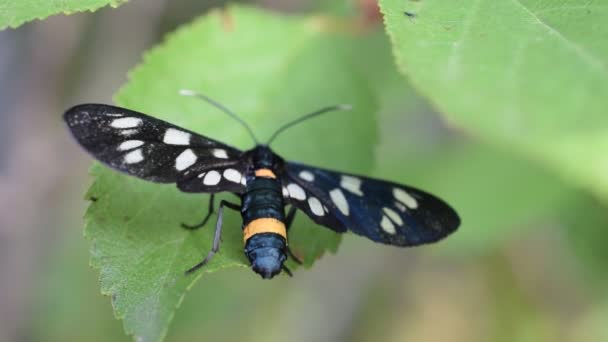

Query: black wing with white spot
[282,162,460,247]
[64,104,248,194]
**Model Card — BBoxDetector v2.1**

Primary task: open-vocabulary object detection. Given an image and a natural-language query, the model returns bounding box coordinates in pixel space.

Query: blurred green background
[1,1,607,341]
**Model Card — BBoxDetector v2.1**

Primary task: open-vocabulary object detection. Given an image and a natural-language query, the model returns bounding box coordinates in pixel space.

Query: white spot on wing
[380,215,396,234]
[329,188,349,216]
[393,188,418,209]
[340,175,363,196]
[287,183,306,200]
[308,197,324,216]
[298,170,314,182]
[119,129,138,136]
[212,149,229,159]
[163,128,191,145]
[203,170,221,185]
[175,149,197,171]
[106,113,123,117]
[282,187,289,197]
[124,148,144,164]
[117,140,144,151]
[198,172,206,179]
[223,169,241,183]
[111,117,142,129]
[383,207,403,226]
[395,202,407,212]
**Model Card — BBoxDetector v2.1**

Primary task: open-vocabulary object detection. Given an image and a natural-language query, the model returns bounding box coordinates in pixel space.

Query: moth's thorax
[247,145,284,175]
[254,168,276,179]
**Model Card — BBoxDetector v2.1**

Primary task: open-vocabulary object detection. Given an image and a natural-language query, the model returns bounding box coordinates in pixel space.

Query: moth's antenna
[266,104,352,146]
[179,89,260,145]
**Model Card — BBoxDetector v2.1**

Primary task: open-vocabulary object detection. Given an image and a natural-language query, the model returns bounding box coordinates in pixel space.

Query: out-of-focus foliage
[559,195,608,286]
[0,0,127,30]
[380,0,608,202]
[85,6,376,341]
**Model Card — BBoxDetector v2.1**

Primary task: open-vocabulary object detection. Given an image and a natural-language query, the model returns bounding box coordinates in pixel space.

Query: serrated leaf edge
[0,0,129,31]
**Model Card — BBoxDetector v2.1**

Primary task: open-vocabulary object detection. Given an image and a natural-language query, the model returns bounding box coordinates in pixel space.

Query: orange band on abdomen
[243,218,286,242]
[255,168,276,179]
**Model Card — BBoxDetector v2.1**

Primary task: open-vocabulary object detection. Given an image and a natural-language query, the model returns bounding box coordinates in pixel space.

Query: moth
[64,90,460,279]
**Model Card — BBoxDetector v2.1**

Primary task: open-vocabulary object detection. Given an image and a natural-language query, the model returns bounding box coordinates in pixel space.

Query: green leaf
[379,0,608,202]
[0,0,127,30]
[85,6,377,341]
[350,29,577,254]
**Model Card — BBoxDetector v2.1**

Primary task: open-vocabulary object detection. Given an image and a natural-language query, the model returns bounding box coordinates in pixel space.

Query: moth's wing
[64,103,248,193]
[282,162,460,246]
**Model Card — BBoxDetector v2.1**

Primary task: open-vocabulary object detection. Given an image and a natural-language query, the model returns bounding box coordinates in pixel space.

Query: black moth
[64,90,460,279]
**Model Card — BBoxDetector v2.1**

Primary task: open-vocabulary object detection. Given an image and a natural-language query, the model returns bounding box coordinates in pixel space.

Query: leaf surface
[380,0,608,202]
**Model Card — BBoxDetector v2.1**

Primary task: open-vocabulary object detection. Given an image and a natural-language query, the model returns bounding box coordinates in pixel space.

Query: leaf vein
[511,0,608,75]
[444,0,483,81]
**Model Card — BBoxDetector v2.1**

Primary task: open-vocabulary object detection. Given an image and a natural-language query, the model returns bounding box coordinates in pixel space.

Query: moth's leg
[284,206,303,265]
[285,205,296,230]
[281,265,293,277]
[181,194,215,230]
[185,200,240,274]
[286,247,303,265]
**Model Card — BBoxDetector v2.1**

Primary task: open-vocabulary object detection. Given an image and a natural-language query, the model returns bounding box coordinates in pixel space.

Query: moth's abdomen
[244,232,287,279]
[241,172,288,279]
[241,177,285,226]
[242,218,286,242]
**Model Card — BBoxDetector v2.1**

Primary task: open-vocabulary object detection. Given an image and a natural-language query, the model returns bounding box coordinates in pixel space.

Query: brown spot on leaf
[356,0,382,26]
[221,8,234,32]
